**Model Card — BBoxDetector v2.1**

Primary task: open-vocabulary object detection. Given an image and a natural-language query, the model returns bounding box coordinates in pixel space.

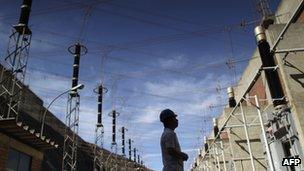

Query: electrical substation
[0,0,303,171]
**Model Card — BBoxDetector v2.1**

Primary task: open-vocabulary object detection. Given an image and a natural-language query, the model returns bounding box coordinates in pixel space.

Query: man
[160,109,188,171]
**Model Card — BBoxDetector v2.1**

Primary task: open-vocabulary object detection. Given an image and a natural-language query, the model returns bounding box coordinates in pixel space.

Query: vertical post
[0,0,32,121]
[227,129,236,171]
[128,139,132,160]
[133,148,137,163]
[93,84,107,170]
[63,42,87,171]
[137,154,140,164]
[220,141,227,171]
[239,102,256,171]
[214,145,220,171]
[254,95,275,171]
[122,127,125,156]
[112,110,116,146]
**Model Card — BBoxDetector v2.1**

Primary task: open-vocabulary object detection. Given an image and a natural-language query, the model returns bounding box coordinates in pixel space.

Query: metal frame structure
[105,109,120,171]
[0,0,32,121]
[195,2,304,170]
[93,84,108,170]
[62,43,87,171]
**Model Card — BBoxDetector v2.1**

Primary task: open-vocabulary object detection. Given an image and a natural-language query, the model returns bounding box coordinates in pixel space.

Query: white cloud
[158,54,189,69]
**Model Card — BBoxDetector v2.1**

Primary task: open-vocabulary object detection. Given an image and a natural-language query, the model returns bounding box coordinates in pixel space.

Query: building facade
[192,0,304,170]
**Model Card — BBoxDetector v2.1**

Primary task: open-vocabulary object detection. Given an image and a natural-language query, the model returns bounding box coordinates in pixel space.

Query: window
[6,148,31,171]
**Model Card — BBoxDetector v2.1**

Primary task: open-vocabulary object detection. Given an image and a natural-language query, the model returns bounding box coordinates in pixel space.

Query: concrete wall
[198,106,270,171]
[275,0,303,24]
[267,22,304,156]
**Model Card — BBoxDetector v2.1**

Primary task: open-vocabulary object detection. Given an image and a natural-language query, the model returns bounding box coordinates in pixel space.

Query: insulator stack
[19,0,32,25]
[254,26,286,107]
[213,118,219,138]
[227,87,236,107]
[137,155,140,164]
[133,148,136,163]
[14,0,32,34]
[112,110,116,145]
[122,127,125,156]
[71,43,81,96]
[128,139,132,160]
[204,136,209,152]
[97,85,103,127]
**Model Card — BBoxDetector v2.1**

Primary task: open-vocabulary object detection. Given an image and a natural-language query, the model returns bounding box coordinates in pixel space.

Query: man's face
[171,116,178,129]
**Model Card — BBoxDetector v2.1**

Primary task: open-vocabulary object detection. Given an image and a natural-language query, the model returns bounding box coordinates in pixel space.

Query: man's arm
[167,147,188,161]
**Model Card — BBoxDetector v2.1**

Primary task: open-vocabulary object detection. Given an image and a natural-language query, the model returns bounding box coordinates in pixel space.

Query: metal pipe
[214,146,220,171]
[275,47,304,53]
[220,141,227,171]
[240,102,256,171]
[254,95,275,171]
[225,123,261,128]
[227,129,237,171]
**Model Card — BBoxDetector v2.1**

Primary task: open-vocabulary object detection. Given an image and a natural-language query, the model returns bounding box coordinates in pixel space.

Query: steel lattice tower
[108,110,120,170]
[62,43,87,171]
[93,84,107,170]
[0,0,32,120]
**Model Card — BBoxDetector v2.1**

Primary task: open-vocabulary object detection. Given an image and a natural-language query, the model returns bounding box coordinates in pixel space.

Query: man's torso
[160,128,183,171]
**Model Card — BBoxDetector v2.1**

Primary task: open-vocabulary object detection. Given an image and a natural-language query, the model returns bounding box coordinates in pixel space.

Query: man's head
[159,109,178,129]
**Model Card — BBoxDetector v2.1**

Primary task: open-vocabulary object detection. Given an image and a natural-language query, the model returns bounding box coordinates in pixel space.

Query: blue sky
[0,0,281,170]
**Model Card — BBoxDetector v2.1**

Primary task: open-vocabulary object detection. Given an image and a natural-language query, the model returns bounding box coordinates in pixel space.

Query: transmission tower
[0,0,32,120]
[93,84,108,170]
[62,43,87,171]
[120,126,128,156]
[108,109,120,170]
[128,139,132,161]
[133,148,137,163]
[256,0,272,18]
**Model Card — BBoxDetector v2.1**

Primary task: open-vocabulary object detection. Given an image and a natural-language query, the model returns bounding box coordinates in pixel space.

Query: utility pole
[0,0,32,121]
[93,84,107,170]
[120,126,128,156]
[62,43,87,171]
[108,109,120,169]
[128,139,132,161]
[133,148,137,163]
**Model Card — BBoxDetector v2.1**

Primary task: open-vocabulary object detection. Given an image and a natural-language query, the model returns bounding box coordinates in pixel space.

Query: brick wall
[248,76,267,106]
[31,158,42,171]
[0,144,8,170]
[296,8,304,23]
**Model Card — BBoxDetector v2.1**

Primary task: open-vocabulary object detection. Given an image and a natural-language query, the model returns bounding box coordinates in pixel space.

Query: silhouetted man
[160,109,188,171]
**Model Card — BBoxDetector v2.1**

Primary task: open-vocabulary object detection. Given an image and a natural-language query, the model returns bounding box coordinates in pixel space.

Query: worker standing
[160,109,188,171]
